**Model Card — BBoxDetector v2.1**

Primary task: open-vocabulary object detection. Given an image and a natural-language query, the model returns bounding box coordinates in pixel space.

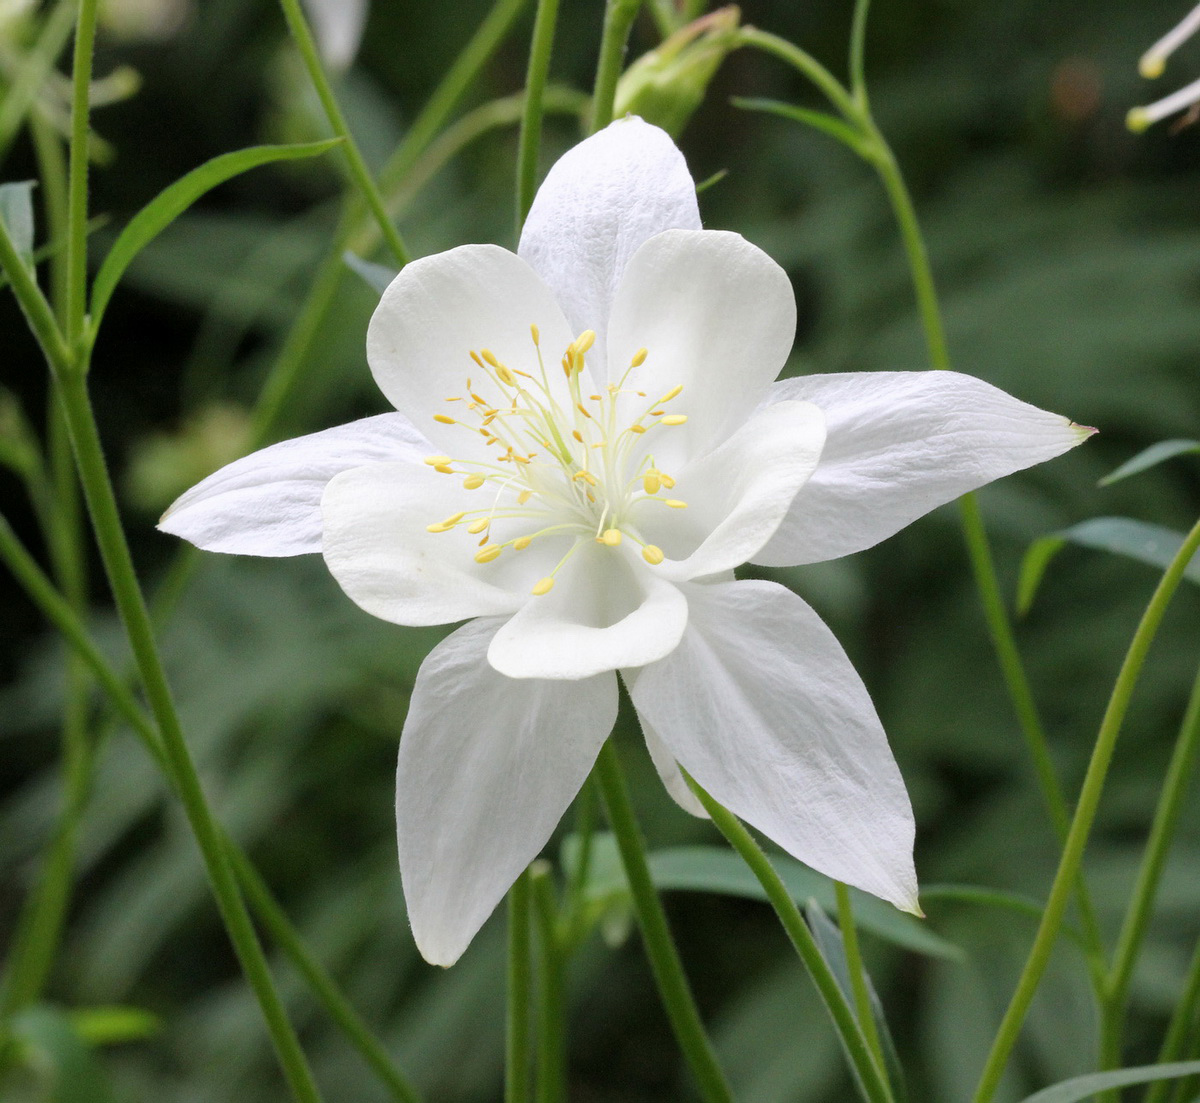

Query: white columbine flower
[161,117,1093,967]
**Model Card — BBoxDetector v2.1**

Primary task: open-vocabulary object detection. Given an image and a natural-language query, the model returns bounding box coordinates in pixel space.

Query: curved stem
[735,27,859,122]
[849,0,871,105]
[507,869,533,1103]
[835,881,887,1080]
[516,0,560,231]
[590,0,641,133]
[593,742,733,1103]
[972,515,1200,1103]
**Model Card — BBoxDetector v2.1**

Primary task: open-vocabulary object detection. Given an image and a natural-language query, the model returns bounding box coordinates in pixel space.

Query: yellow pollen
[642,545,664,565]
[573,470,598,486]
[664,499,687,509]
[531,577,555,596]
[576,403,593,419]
[629,424,646,434]
[601,528,623,546]
[572,429,585,443]
[590,394,602,401]
[575,329,596,354]
[513,536,533,550]
[475,544,502,563]
[661,414,688,426]
[659,473,676,488]
[649,410,665,417]
[480,349,500,368]
[643,474,661,495]
[441,512,466,526]
[470,391,488,403]
[425,522,449,533]
[496,365,516,385]
[445,396,463,402]
[463,474,485,489]
[517,490,533,504]
[467,519,489,534]
[433,414,456,425]
[631,347,648,367]
[434,464,454,474]
[530,323,540,344]
[659,385,683,402]
[423,454,452,466]
[469,351,484,368]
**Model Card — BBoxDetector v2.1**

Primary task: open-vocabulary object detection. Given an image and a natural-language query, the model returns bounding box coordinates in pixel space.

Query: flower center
[423,325,689,595]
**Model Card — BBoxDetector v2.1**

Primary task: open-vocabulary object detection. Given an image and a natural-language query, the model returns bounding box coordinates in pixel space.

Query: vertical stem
[593,742,733,1103]
[565,779,597,946]
[65,0,99,347]
[972,516,1200,1103]
[835,882,887,1079]
[516,0,561,231]
[590,0,642,133]
[530,867,567,1103]
[849,0,871,105]
[507,869,533,1103]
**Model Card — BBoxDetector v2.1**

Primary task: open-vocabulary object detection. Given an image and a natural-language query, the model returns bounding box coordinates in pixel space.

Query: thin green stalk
[275,0,409,266]
[516,0,560,230]
[65,0,99,346]
[227,845,422,1103]
[0,0,76,161]
[565,778,598,947]
[848,0,871,106]
[1101,660,1200,1084]
[836,881,888,1081]
[1149,937,1200,1103]
[684,777,892,1103]
[973,515,1200,1103]
[590,0,642,133]
[593,741,733,1103]
[507,868,533,1103]
[0,215,72,375]
[30,114,70,325]
[530,867,566,1103]
[735,27,859,122]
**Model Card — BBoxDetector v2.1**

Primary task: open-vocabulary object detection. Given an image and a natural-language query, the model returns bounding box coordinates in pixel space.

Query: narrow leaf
[732,96,869,155]
[1018,1061,1200,1103]
[69,1005,161,1045]
[1099,439,1200,486]
[10,1004,119,1103]
[90,139,342,330]
[0,180,36,264]
[342,250,398,295]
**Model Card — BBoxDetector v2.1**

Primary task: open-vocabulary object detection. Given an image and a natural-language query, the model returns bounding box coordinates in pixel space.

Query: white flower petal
[397,617,617,965]
[755,371,1096,567]
[623,669,707,819]
[639,400,826,582]
[367,245,581,462]
[605,229,797,470]
[301,0,367,71]
[518,116,701,366]
[629,579,919,912]
[321,461,547,625]
[487,542,689,679]
[157,413,429,556]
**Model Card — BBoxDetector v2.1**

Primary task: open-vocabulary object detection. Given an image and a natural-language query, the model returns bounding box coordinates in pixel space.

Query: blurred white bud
[301,0,367,73]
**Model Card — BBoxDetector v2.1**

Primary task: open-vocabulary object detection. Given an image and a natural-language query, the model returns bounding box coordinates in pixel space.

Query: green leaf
[342,250,398,295]
[1018,517,1200,614]
[69,1005,161,1045]
[919,883,1087,949]
[89,138,342,333]
[1017,1061,1200,1103]
[732,96,869,156]
[1099,439,1200,486]
[0,180,36,265]
[10,1004,119,1103]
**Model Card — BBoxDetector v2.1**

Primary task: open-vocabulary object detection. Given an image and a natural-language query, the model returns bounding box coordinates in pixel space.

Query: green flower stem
[1149,936,1200,1103]
[0,0,76,162]
[0,215,72,376]
[734,28,859,124]
[1100,659,1200,1084]
[507,868,533,1103]
[848,0,871,106]
[530,866,567,1103]
[275,0,410,266]
[225,844,422,1103]
[685,776,893,1103]
[65,0,100,347]
[516,0,560,230]
[972,515,1200,1103]
[565,778,598,947]
[590,0,642,132]
[835,881,888,1081]
[593,741,733,1103]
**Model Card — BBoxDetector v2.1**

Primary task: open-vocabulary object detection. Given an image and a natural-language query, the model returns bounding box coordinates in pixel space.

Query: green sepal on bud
[613,6,741,138]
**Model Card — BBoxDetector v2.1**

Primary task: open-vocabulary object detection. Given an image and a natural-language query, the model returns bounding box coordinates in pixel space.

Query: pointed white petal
[367,245,581,463]
[320,461,555,625]
[301,0,367,71]
[638,400,825,582]
[629,580,919,912]
[487,542,688,679]
[398,617,617,965]
[157,413,429,556]
[518,116,701,366]
[605,229,797,470]
[623,670,707,818]
[756,371,1095,567]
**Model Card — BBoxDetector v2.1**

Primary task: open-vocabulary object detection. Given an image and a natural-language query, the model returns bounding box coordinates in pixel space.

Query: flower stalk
[516,0,560,229]
[507,868,534,1103]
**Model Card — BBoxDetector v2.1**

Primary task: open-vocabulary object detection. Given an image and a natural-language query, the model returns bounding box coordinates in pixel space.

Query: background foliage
[2,0,1199,1099]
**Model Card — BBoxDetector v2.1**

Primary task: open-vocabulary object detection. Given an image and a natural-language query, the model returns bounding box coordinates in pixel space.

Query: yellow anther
[433,414,456,424]
[649,409,665,416]
[513,453,532,464]
[517,490,533,505]
[469,351,485,368]
[659,385,683,402]
[441,512,466,526]
[531,577,555,596]
[513,536,533,550]
[496,365,516,386]
[576,329,596,354]
[643,473,661,495]
[573,429,585,443]
[661,414,688,426]
[480,349,501,368]
[467,519,489,534]
[631,347,648,367]
[470,391,488,403]
[463,474,485,489]
[445,396,463,402]
[590,394,602,401]
[629,424,647,434]
[1140,54,1166,80]
[664,499,687,509]
[530,323,540,344]
[475,544,502,563]
[642,545,664,565]
[424,454,453,466]
[434,464,454,474]
[659,473,676,488]
[425,522,449,533]
[576,403,593,419]
[601,529,623,546]
[573,470,598,486]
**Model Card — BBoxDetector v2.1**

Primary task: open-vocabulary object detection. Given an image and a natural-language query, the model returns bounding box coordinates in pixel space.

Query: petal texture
[518,116,701,366]
[487,542,689,680]
[157,413,429,556]
[367,245,580,462]
[605,229,797,468]
[397,617,617,965]
[629,579,919,912]
[756,371,1095,567]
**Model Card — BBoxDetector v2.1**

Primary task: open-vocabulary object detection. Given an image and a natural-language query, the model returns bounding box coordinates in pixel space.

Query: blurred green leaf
[1099,439,1200,486]
[1018,1061,1200,1103]
[10,1004,119,1103]
[89,139,342,331]
[69,1005,161,1046]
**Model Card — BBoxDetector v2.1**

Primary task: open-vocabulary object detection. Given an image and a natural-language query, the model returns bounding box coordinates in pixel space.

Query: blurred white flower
[301,0,367,72]
[99,0,189,41]
[1129,3,1200,130]
[161,117,1092,966]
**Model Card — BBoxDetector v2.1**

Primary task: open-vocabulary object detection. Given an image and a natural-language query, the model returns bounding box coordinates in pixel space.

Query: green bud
[613,6,741,138]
